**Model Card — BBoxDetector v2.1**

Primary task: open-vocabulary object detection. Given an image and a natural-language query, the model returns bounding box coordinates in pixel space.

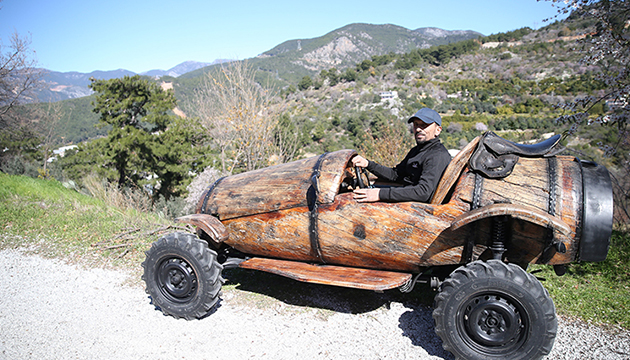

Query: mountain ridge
[38,23,482,102]
[240,23,482,84]
[38,60,222,102]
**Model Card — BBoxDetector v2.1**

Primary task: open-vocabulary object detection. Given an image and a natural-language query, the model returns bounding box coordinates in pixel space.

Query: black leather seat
[481,131,563,157]
[469,131,565,178]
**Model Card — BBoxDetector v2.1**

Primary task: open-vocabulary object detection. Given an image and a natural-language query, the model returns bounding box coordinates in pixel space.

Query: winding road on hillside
[0,247,629,360]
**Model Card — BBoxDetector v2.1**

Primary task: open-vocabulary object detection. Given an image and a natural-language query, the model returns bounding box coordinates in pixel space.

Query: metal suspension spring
[490,216,508,260]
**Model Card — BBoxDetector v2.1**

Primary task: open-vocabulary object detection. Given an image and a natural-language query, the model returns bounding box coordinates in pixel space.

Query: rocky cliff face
[300,36,366,70]
[261,23,482,73]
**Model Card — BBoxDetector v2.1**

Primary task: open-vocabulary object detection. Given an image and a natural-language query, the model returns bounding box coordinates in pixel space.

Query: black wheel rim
[458,292,528,355]
[156,256,198,303]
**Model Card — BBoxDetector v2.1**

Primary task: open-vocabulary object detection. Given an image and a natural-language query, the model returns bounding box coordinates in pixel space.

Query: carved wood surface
[203,150,356,220]
[224,190,472,272]
[456,155,582,264]
[239,257,412,291]
[176,214,228,243]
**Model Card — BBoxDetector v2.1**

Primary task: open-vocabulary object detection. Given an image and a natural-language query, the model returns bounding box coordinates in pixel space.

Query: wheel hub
[171,273,183,285]
[464,294,523,347]
[157,258,198,303]
[479,309,506,334]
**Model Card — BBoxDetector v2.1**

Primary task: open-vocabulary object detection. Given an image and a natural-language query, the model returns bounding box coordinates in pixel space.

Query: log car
[142,132,613,360]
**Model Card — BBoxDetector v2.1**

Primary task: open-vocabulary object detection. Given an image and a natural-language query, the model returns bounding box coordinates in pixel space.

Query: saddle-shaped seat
[481,131,564,157]
[470,131,565,179]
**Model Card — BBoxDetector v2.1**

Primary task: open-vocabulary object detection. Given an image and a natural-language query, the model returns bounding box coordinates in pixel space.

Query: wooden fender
[451,203,572,234]
[451,203,573,244]
[176,214,229,244]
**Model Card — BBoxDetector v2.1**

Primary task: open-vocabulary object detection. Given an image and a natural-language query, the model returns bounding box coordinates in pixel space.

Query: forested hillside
[29,95,104,144]
[173,16,607,164]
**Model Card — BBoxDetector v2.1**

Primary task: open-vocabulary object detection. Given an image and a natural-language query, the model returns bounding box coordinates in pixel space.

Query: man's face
[412,119,442,145]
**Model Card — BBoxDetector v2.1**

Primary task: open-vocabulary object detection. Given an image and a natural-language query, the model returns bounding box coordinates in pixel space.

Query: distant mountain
[141,60,232,78]
[36,61,231,102]
[261,24,481,65]
[38,69,136,102]
[37,24,482,103]
[413,27,480,39]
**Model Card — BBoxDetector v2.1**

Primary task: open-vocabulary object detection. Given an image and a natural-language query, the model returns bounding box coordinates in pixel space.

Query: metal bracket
[308,153,328,263]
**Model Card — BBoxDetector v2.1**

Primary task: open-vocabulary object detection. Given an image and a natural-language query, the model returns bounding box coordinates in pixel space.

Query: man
[352,108,451,203]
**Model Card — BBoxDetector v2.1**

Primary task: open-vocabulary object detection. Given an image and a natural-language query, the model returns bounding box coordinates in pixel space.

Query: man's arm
[366,160,401,182]
[352,154,409,183]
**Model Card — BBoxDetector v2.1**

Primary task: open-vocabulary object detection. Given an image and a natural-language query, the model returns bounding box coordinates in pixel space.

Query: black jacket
[366,138,451,202]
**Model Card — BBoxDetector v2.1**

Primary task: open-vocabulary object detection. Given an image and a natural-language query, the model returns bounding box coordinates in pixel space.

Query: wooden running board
[239,257,412,291]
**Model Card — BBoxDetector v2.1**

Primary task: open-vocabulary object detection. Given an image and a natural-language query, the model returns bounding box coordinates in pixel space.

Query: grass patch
[0,173,172,275]
[533,230,630,329]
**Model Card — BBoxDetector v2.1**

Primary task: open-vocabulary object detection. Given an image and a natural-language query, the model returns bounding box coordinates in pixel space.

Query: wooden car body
[180,132,613,291]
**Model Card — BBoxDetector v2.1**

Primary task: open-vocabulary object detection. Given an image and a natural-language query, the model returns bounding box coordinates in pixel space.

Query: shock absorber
[490,216,509,260]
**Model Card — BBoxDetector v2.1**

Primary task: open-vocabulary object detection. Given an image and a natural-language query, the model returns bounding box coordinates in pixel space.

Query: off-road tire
[142,232,224,320]
[433,260,557,360]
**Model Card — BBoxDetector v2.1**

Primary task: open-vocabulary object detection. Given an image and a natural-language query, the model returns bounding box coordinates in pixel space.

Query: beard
[415,133,431,145]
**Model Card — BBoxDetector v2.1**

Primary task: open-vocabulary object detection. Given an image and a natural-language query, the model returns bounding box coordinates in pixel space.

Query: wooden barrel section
[455,155,584,266]
[198,150,356,220]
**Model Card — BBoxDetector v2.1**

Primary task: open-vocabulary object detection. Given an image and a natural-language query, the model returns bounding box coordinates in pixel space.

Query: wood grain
[239,257,412,291]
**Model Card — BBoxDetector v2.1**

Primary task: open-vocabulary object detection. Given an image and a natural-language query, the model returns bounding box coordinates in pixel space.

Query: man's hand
[351,155,369,168]
[353,188,380,202]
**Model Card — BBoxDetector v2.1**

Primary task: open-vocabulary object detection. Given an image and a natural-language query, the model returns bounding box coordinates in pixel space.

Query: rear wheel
[433,260,556,360]
[142,232,224,320]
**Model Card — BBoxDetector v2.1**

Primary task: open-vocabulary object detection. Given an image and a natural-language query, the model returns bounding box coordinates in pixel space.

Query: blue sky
[0,0,566,74]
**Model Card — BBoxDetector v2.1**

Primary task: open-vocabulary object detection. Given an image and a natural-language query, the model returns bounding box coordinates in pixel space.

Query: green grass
[1,173,629,329]
[0,172,171,273]
[532,230,630,329]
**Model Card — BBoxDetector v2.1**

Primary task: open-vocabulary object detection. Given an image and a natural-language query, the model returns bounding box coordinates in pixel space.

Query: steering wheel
[354,166,371,189]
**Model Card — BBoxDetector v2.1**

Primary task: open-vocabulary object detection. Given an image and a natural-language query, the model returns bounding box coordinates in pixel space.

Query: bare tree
[544,0,630,224]
[0,31,44,124]
[190,61,282,173]
[0,26,45,170]
[273,113,302,164]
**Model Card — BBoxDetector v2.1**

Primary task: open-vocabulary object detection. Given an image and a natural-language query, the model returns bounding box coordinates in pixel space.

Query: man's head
[408,108,442,145]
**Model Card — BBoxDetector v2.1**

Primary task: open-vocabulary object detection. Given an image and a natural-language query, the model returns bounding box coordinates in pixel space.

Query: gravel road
[1,247,629,360]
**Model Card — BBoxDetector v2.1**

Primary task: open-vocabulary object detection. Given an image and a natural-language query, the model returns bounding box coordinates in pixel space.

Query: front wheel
[432,260,557,360]
[142,232,224,320]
